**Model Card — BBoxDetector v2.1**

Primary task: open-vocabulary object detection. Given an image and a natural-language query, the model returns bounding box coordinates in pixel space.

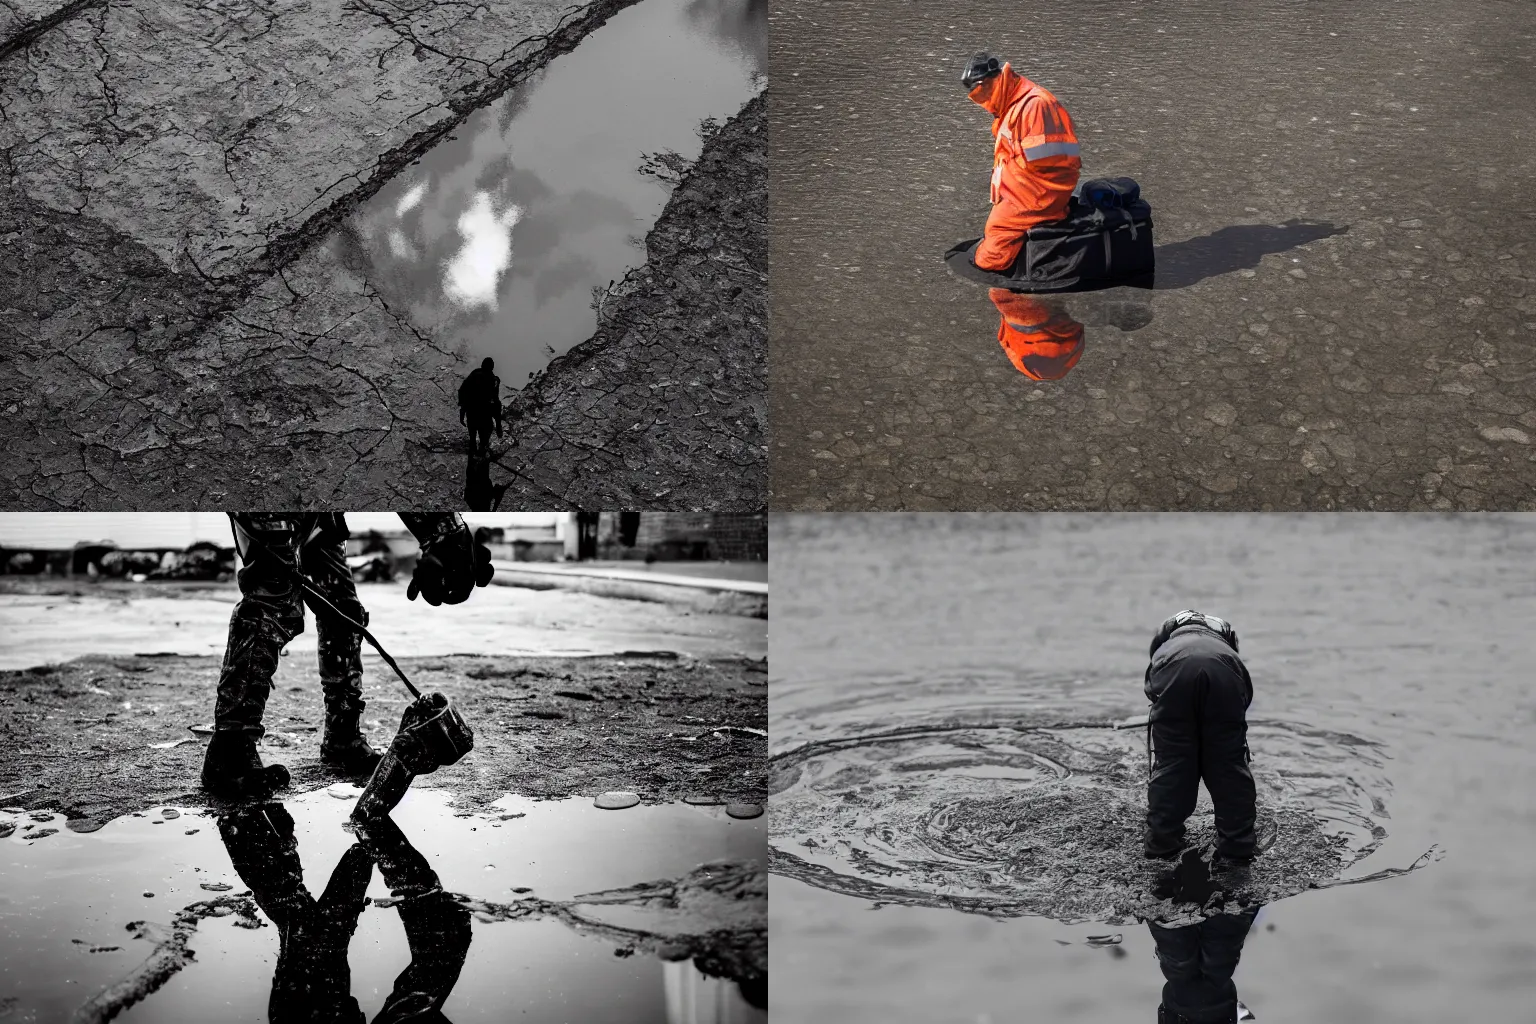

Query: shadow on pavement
[1154,220,1349,290]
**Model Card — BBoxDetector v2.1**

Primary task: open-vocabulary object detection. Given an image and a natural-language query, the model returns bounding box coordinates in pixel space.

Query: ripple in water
[770,718,1405,924]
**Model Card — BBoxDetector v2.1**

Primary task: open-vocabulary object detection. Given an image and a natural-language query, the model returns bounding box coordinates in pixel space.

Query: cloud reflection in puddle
[445,191,524,310]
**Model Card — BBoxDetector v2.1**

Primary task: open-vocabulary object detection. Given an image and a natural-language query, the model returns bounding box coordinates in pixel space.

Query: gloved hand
[961,52,1002,90]
[408,525,493,605]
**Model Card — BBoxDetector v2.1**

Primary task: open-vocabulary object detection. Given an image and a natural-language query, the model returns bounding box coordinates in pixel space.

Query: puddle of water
[771,0,1536,509]
[333,0,766,386]
[0,789,764,1023]
[769,514,1536,1021]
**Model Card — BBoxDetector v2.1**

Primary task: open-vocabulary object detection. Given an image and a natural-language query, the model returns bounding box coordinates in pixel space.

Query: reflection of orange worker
[990,288,1084,380]
[963,53,1082,272]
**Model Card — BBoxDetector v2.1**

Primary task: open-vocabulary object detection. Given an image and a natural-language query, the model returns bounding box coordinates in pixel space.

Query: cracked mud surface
[494,91,768,508]
[0,0,764,507]
[771,0,1536,511]
[0,651,768,830]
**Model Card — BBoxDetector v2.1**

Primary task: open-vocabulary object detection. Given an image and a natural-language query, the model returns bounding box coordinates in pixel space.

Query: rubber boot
[1145,831,1184,859]
[206,603,292,797]
[317,601,381,775]
[320,703,383,775]
[202,730,290,798]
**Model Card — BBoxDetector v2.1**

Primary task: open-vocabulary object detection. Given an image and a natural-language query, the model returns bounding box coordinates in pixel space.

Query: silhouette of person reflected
[218,804,472,1023]
[1146,849,1261,1024]
[354,814,473,1023]
[464,451,509,512]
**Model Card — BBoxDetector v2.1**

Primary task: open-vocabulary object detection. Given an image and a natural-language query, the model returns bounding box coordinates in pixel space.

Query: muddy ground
[0,649,766,832]
[0,0,765,508]
[496,91,767,508]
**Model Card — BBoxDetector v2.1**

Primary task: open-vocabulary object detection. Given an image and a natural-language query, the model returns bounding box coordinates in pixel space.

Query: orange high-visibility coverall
[989,289,1084,380]
[968,64,1082,272]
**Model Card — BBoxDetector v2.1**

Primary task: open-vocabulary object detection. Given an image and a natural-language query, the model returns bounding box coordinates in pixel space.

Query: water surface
[0,789,765,1022]
[769,514,1536,1021]
[335,0,766,385]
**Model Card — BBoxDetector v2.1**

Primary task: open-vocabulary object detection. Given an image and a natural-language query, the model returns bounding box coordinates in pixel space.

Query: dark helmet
[961,52,1003,90]
[1150,609,1238,657]
[481,356,494,371]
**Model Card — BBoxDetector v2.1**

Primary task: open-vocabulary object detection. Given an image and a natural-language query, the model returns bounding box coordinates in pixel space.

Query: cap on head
[1150,609,1239,657]
[962,52,1003,91]
[481,357,494,370]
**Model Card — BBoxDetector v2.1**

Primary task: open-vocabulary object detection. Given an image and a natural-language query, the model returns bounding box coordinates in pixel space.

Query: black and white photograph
[769,513,1534,1023]
[0,0,765,509]
[0,512,767,1022]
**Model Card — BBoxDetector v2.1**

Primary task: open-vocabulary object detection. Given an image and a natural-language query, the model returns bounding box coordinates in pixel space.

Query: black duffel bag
[945,182,1156,293]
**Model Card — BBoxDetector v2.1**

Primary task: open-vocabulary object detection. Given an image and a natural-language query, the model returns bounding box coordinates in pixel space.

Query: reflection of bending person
[219,804,373,1024]
[1148,908,1260,1024]
[354,814,473,1024]
[988,289,1084,380]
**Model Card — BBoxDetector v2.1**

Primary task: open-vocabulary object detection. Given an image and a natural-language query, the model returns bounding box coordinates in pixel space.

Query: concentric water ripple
[769,718,1401,924]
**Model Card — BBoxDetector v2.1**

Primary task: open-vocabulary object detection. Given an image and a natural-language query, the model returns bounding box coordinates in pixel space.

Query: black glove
[408,524,493,605]
[962,52,1002,90]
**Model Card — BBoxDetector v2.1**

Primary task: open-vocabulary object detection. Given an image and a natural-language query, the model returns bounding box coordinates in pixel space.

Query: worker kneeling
[963,53,1082,272]
[1144,611,1258,866]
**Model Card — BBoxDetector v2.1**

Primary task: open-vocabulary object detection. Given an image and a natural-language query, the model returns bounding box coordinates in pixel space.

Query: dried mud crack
[0,0,762,508]
[492,90,768,509]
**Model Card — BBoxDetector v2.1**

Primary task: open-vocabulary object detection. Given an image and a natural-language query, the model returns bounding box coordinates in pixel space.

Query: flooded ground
[0,789,765,1022]
[0,576,768,671]
[768,514,1536,1021]
[770,0,1536,510]
[334,0,764,386]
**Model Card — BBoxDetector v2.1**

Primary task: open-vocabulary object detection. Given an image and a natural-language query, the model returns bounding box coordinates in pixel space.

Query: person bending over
[1144,610,1257,865]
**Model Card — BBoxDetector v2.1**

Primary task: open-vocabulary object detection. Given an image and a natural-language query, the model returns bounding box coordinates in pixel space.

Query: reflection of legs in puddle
[1149,907,1261,1024]
[217,803,372,1024]
[464,451,509,512]
[354,814,473,1023]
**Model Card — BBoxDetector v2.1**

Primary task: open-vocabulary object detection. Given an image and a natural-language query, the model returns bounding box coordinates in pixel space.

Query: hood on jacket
[968,61,1034,119]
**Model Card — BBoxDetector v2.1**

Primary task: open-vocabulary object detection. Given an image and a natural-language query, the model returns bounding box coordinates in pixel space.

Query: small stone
[142,891,154,898]
[162,809,179,820]
[725,803,763,820]
[594,791,641,810]
[1203,403,1237,427]
[1479,426,1530,444]
[684,795,723,806]
[31,828,58,839]
[200,882,232,892]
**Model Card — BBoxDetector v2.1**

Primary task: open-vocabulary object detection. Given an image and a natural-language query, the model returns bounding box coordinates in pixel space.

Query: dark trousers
[212,515,366,737]
[1149,908,1259,1023]
[466,415,495,452]
[1146,660,1257,860]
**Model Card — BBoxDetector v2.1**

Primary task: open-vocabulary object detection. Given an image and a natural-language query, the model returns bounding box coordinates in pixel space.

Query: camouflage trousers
[212,514,369,738]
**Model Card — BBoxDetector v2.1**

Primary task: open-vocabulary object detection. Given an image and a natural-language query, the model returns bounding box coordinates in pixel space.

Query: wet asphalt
[769,0,1536,510]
